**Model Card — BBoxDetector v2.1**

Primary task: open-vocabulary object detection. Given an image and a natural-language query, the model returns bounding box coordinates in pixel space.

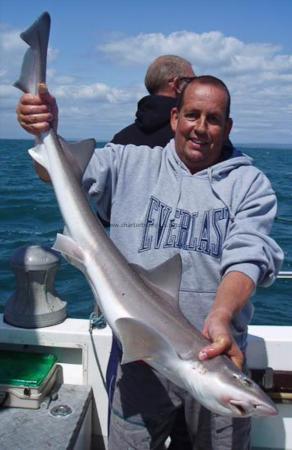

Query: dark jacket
[111,95,177,147]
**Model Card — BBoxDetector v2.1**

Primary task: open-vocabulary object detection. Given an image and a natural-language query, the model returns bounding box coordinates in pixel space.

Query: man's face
[171,83,233,174]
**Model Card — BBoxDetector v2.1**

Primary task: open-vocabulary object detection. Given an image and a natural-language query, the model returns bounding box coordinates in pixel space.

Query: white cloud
[0,84,17,98]
[98,30,292,86]
[0,24,25,52]
[48,47,59,62]
[93,31,287,142]
[0,25,27,83]
[99,31,284,69]
[0,23,58,85]
[54,82,142,103]
[1,24,291,143]
[96,31,292,143]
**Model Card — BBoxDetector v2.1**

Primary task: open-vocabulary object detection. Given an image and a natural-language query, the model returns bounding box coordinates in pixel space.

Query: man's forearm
[199,271,256,368]
[210,271,255,321]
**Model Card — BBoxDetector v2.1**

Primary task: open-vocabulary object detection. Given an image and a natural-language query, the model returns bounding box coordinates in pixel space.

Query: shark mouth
[229,400,278,417]
[229,400,251,416]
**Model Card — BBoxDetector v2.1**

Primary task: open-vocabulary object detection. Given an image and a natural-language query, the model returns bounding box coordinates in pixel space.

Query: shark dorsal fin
[58,136,96,178]
[130,254,182,304]
[115,317,178,365]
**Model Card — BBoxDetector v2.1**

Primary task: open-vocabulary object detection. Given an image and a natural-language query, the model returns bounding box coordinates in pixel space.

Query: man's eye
[208,115,221,124]
[185,113,198,120]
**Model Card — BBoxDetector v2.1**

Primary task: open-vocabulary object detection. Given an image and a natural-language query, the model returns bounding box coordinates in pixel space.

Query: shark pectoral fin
[28,144,50,170]
[58,136,96,179]
[115,317,178,365]
[130,254,182,304]
[53,233,85,272]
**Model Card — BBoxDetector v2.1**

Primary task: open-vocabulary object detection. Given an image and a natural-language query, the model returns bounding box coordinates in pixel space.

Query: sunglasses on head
[177,76,196,84]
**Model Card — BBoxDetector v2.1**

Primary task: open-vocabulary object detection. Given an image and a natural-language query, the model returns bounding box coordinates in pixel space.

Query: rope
[89,312,107,330]
[88,312,107,392]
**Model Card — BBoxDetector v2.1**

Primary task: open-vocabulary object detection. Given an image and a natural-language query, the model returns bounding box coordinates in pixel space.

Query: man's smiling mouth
[189,138,209,147]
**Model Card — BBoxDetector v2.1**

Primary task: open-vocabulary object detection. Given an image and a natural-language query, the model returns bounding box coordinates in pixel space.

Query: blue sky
[1,0,292,143]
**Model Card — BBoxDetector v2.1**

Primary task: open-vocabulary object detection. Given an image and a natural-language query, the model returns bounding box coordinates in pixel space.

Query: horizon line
[0,137,292,148]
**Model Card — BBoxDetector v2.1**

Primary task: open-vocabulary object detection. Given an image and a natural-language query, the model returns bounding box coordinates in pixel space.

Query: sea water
[0,139,291,324]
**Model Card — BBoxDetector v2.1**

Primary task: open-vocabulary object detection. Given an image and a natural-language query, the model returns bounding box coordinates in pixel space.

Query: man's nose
[194,117,207,133]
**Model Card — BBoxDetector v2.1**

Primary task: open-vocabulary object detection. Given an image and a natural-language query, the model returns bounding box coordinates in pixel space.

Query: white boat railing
[277,271,292,279]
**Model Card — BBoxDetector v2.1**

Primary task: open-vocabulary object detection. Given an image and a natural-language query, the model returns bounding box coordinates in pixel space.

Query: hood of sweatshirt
[166,139,254,222]
[135,95,177,132]
[167,139,253,179]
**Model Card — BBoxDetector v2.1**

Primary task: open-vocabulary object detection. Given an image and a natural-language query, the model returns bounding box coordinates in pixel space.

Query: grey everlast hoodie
[83,139,283,349]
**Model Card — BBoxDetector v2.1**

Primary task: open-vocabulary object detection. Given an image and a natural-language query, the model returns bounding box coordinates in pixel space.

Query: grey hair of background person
[144,55,194,95]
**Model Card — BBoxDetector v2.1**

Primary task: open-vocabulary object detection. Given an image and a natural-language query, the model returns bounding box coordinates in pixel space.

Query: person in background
[111,54,195,148]
[16,75,283,450]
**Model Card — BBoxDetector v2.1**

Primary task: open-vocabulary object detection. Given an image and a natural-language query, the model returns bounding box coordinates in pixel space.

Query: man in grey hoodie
[16,75,283,450]
[109,54,195,450]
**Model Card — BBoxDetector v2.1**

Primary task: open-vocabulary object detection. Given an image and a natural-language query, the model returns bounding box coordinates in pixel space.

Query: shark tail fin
[14,12,51,94]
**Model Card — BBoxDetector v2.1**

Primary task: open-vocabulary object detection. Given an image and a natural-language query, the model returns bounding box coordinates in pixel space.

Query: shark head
[216,368,278,417]
[182,358,278,417]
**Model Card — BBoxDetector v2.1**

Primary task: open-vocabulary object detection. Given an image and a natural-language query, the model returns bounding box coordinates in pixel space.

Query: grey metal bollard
[4,245,67,328]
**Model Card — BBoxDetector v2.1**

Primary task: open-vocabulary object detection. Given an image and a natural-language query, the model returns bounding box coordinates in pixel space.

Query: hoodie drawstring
[207,167,235,223]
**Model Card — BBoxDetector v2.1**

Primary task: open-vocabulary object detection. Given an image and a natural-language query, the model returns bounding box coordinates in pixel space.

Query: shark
[14,12,278,417]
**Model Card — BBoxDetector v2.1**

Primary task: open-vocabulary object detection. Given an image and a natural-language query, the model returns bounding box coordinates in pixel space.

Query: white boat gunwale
[1,313,292,449]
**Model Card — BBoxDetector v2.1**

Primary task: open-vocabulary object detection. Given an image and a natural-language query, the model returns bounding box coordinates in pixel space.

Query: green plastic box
[0,351,60,409]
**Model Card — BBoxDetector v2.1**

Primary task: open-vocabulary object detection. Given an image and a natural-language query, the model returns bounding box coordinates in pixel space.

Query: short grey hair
[144,55,193,94]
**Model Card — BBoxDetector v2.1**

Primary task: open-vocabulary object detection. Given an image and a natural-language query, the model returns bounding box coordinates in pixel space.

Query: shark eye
[232,374,253,387]
[241,377,252,387]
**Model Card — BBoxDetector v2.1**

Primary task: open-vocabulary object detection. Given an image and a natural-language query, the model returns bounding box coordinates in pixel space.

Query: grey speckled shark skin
[14,12,278,418]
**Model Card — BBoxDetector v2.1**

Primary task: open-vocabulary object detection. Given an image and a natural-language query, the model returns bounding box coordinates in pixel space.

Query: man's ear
[170,107,179,133]
[224,118,233,140]
[173,77,183,95]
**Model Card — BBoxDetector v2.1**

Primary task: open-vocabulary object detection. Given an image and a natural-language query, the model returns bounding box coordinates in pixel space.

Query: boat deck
[0,384,92,450]
[0,315,292,449]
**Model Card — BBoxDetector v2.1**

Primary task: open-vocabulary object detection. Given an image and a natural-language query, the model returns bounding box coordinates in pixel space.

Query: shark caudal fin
[14,12,50,94]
